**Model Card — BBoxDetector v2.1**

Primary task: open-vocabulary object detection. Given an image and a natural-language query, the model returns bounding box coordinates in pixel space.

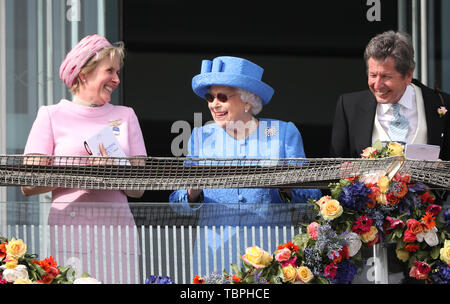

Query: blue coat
[169,119,321,275]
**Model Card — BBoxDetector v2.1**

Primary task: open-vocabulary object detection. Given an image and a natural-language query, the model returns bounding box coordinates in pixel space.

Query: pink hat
[59,34,112,88]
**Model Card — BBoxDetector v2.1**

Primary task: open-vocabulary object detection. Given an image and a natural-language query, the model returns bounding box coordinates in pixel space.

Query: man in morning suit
[330,31,450,161]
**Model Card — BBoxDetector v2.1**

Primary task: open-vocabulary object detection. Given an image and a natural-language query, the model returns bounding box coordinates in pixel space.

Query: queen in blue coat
[169,56,321,277]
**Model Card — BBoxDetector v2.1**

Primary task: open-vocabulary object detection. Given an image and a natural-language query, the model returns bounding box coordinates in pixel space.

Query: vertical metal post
[0,0,7,233]
[46,0,53,106]
[373,243,389,283]
[420,0,428,85]
[397,0,407,32]
[412,0,419,79]
[70,1,79,48]
[97,0,105,37]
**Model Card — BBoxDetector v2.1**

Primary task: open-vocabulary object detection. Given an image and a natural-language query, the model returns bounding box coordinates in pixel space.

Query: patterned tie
[387,103,409,143]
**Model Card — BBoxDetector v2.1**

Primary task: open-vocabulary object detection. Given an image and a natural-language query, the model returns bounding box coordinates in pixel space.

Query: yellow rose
[316,195,332,207]
[241,246,273,269]
[377,176,390,193]
[320,199,343,220]
[376,193,388,205]
[440,240,450,264]
[395,247,410,262]
[282,265,297,283]
[360,226,378,243]
[387,142,404,156]
[296,266,314,283]
[6,238,27,259]
[14,278,33,284]
[5,257,18,269]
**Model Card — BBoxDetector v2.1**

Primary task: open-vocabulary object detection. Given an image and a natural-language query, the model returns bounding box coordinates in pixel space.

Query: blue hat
[192,56,274,105]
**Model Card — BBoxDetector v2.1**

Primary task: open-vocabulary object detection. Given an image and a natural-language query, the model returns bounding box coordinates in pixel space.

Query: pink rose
[386,216,405,230]
[409,261,430,280]
[307,222,319,240]
[437,106,447,117]
[425,204,442,217]
[281,256,297,268]
[275,247,291,263]
[414,260,431,274]
[361,147,377,158]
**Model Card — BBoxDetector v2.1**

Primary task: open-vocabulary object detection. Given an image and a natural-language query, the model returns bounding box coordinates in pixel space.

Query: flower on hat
[437,106,447,118]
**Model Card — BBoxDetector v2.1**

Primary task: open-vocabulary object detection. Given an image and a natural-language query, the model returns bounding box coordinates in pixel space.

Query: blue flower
[443,208,450,231]
[339,181,370,212]
[330,260,357,284]
[431,262,450,284]
[145,275,175,284]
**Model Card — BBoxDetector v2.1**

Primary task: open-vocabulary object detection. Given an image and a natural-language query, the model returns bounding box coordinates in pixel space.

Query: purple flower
[339,181,370,212]
[145,275,175,284]
[443,208,450,231]
[431,262,450,284]
[329,260,357,284]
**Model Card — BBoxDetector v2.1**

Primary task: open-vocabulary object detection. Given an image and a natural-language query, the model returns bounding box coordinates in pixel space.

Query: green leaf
[430,246,440,260]
[231,264,241,276]
[315,277,330,284]
[293,233,310,249]
[373,140,383,151]
[415,250,429,260]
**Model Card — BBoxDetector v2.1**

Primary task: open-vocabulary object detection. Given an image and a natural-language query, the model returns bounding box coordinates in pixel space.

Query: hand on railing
[88,143,118,166]
[21,154,57,196]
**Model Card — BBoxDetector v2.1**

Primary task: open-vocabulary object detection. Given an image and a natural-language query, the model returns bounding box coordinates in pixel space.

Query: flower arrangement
[192,141,450,284]
[0,236,99,284]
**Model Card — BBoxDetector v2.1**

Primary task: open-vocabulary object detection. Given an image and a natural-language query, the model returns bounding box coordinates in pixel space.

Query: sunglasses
[204,93,236,103]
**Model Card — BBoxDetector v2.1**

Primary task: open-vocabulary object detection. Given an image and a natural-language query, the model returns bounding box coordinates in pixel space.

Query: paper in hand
[84,126,130,165]
[405,144,440,161]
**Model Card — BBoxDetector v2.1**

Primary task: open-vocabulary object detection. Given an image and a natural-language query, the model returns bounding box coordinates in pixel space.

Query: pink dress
[24,99,147,283]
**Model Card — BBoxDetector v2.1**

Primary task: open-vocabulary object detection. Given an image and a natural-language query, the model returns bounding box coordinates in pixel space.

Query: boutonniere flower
[437,106,447,118]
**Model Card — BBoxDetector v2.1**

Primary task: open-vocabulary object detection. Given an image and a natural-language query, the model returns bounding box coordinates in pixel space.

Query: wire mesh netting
[0,155,448,190]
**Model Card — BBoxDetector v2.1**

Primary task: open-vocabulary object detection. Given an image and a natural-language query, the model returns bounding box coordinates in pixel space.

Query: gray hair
[236,88,263,115]
[364,31,415,76]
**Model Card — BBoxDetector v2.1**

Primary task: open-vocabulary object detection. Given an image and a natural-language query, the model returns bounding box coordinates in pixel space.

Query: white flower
[416,226,439,247]
[359,172,384,185]
[73,277,102,284]
[347,232,362,257]
[2,264,29,283]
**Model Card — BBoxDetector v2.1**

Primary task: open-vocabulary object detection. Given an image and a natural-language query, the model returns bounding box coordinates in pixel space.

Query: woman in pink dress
[21,34,147,283]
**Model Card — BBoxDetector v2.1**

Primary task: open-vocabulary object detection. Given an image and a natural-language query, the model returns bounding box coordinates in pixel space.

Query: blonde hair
[70,42,125,95]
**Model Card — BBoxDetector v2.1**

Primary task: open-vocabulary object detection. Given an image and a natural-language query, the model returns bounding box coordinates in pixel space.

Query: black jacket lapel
[412,79,445,146]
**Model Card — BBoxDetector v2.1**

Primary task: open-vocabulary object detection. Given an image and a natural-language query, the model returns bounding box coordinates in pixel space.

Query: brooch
[264,126,277,137]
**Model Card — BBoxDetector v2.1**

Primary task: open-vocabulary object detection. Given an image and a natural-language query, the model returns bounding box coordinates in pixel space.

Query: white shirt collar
[379,84,415,114]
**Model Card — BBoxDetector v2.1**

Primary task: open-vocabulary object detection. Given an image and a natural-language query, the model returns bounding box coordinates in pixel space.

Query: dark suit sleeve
[440,91,450,161]
[330,95,350,157]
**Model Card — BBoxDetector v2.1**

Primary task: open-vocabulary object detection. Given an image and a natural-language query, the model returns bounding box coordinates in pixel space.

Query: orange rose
[407,219,426,235]
[360,226,378,243]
